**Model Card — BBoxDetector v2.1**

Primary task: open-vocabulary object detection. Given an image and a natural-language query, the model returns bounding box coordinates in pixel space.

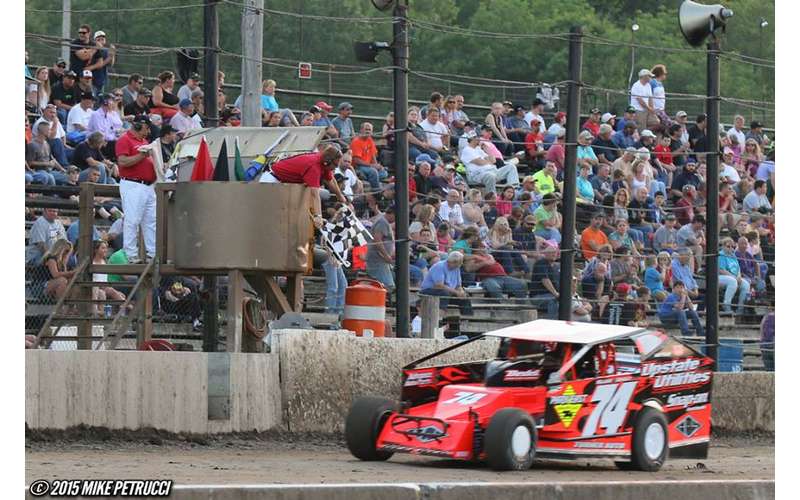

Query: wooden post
[241,0,264,127]
[286,273,303,312]
[77,183,94,350]
[226,270,245,353]
[420,294,440,339]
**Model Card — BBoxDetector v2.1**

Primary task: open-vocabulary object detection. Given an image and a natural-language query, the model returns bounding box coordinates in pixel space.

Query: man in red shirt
[115,115,157,263]
[674,184,696,226]
[581,108,602,137]
[349,122,385,191]
[262,145,347,228]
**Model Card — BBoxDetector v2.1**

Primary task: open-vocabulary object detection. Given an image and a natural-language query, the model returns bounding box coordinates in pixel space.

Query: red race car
[345,320,713,471]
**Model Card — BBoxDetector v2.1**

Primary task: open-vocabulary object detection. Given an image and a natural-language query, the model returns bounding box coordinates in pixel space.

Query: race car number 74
[581,381,638,437]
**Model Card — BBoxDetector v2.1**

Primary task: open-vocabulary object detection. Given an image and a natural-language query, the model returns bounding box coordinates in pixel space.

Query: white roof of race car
[485,319,646,345]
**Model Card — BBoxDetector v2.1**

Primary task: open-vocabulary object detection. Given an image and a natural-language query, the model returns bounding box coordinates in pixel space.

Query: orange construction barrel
[342,278,387,337]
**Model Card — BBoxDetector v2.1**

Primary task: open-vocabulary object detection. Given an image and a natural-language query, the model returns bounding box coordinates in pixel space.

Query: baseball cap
[81,69,93,78]
[522,175,536,184]
[464,130,478,140]
[640,129,656,138]
[338,102,353,110]
[599,124,613,135]
[542,193,557,204]
[590,107,601,114]
[133,114,153,126]
[189,72,201,81]
[750,120,763,129]
[638,68,654,78]
[532,98,545,107]
[665,213,677,221]
[140,88,153,97]
[530,116,542,124]
[63,70,77,79]
[591,211,605,219]
[315,101,332,112]
[513,104,525,113]
[601,112,616,123]
[93,30,106,39]
[79,92,94,101]
[415,153,434,165]
[179,98,193,109]
[625,146,637,153]
[578,130,594,142]
[445,164,456,171]
[615,283,631,296]
[502,100,513,107]
[523,215,536,224]
[625,105,636,113]
[56,58,66,67]
[554,111,566,121]
[676,110,688,118]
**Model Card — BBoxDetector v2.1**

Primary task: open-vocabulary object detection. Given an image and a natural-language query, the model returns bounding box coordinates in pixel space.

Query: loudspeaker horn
[679,0,734,46]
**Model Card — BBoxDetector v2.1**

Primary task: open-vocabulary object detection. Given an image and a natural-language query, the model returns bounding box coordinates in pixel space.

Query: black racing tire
[345,396,396,461]
[628,407,669,471]
[484,408,536,471]
[614,460,638,470]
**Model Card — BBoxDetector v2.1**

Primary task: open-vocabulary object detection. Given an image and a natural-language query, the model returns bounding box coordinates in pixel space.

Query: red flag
[190,137,215,181]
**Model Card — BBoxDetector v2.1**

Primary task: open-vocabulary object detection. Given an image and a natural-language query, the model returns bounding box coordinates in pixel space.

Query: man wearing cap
[312,101,338,137]
[581,212,610,260]
[581,108,602,137]
[350,122,385,190]
[50,70,79,125]
[34,104,71,167]
[746,120,769,147]
[601,112,617,129]
[115,115,157,263]
[123,87,151,118]
[66,92,95,144]
[169,99,200,139]
[507,104,532,152]
[73,131,118,184]
[69,24,96,75]
[332,102,355,143]
[676,215,706,272]
[630,69,655,131]
[614,106,637,132]
[592,124,619,165]
[529,244,560,319]
[460,130,519,194]
[612,121,639,150]
[77,69,95,96]
[88,94,124,158]
[636,129,657,151]
[524,98,547,135]
[420,252,473,316]
[670,160,702,200]
[674,111,690,145]
[523,117,547,168]
[720,148,741,185]
[84,30,115,95]
[177,73,201,102]
[653,213,679,253]
[591,164,613,203]
[48,58,67,87]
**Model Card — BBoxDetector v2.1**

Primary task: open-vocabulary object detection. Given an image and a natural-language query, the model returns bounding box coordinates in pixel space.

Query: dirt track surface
[26,434,773,485]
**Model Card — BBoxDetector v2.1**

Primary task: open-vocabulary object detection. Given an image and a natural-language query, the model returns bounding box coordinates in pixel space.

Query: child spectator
[657,281,704,337]
[653,134,674,167]
[644,254,668,301]
[496,186,515,217]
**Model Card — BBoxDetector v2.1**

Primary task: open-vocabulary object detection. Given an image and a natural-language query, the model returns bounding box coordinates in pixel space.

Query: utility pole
[393,0,410,338]
[241,0,264,127]
[202,0,221,352]
[705,38,721,368]
[558,26,583,321]
[61,0,71,63]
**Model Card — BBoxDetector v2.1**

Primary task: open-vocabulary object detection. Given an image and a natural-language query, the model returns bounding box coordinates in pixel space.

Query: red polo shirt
[115,131,156,183]
[271,152,332,188]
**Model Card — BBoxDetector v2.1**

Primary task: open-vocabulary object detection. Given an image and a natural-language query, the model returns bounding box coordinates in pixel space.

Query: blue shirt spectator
[644,266,665,294]
[66,221,100,247]
[657,292,681,316]
[421,259,462,290]
[612,129,638,150]
[719,252,741,276]
[671,256,698,293]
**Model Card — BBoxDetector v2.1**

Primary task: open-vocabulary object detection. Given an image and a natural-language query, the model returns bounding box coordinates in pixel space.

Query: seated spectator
[26,121,68,186]
[331,102,355,144]
[34,104,72,167]
[643,254,668,301]
[735,236,766,294]
[604,282,630,325]
[673,184,697,226]
[488,216,528,276]
[65,91,95,144]
[149,71,179,119]
[529,244,560,318]
[576,163,595,203]
[409,204,438,242]
[430,163,468,197]
[627,186,656,246]
[161,278,203,331]
[653,213,678,253]
[612,122,639,150]
[469,243,527,299]
[484,102,513,157]
[460,130,519,194]
[610,246,641,286]
[523,117,546,167]
[123,87,152,118]
[742,179,772,214]
[718,237,751,315]
[121,73,143,107]
[420,252,473,316]
[38,239,75,301]
[669,160,702,201]
[532,193,562,244]
[591,164,613,203]
[26,207,68,265]
[72,132,118,184]
[420,108,450,157]
[671,248,701,300]
[571,277,593,323]
[170,99,201,139]
[577,130,600,172]
[350,122,386,190]
[176,72,200,102]
[496,186,515,217]
[532,161,558,196]
[506,104,531,152]
[439,190,465,233]
[581,260,610,319]
[609,219,640,257]
[407,107,439,162]
[658,281,704,337]
[545,130,566,172]
[626,286,651,327]
[51,70,79,125]
[87,94,124,159]
[91,239,126,316]
[580,212,610,260]
[676,215,705,271]
[461,189,489,236]
[436,222,455,253]
[593,123,619,165]
[581,108,602,137]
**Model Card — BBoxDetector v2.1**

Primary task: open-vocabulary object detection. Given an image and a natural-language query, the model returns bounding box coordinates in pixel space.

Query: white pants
[260,171,280,183]
[467,163,520,193]
[119,179,156,260]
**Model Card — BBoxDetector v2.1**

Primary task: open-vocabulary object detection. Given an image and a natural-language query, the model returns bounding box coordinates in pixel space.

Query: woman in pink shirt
[495,186,515,217]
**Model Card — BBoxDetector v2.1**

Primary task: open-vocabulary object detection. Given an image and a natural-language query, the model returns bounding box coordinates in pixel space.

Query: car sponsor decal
[641,359,702,376]
[653,371,711,389]
[404,370,435,387]
[405,424,446,443]
[675,414,702,438]
[641,359,711,390]
[574,441,625,449]
[665,392,709,408]
[503,369,541,381]
[551,385,586,428]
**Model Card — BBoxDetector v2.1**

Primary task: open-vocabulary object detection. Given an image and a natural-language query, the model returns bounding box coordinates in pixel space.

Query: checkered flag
[320,207,373,267]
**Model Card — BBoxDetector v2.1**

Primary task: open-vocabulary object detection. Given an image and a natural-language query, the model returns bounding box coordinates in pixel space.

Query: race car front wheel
[484,408,536,471]
[345,396,396,461]
[627,407,668,471]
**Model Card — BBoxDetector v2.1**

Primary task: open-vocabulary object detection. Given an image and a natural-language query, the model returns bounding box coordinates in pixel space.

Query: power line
[26,2,214,14]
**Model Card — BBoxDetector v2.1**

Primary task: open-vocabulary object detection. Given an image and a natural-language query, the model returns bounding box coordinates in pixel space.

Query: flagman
[262,145,348,228]
[115,115,157,263]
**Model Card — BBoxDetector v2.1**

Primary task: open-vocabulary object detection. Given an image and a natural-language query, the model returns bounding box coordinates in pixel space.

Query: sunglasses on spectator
[78,30,88,34]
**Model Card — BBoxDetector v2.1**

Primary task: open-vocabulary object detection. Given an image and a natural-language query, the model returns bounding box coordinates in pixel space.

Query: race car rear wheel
[628,407,668,471]
[484,408,536,471]
[345,396,396,461]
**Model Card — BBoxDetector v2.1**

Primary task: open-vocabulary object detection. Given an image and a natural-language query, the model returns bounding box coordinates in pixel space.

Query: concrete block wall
[25,351,282,434]
[712,372,775,432]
